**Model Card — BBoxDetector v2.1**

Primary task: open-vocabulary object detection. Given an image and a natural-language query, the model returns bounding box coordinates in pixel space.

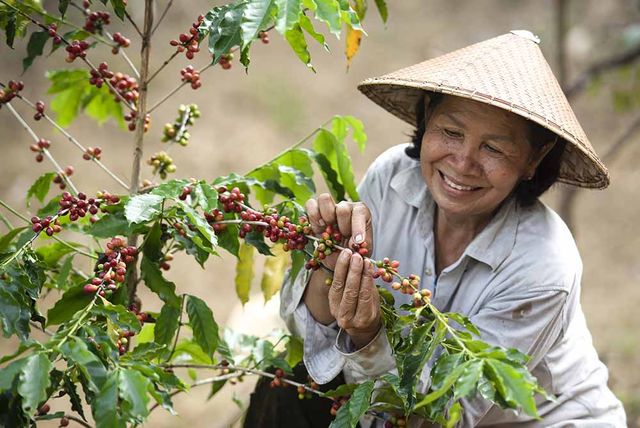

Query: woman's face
[420,96,546,222]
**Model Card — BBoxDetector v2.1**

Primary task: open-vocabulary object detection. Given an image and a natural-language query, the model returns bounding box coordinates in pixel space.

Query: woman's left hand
[329,249,381,349]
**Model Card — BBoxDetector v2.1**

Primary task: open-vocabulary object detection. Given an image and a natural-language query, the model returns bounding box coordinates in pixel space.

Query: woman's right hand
[304,193,374,269]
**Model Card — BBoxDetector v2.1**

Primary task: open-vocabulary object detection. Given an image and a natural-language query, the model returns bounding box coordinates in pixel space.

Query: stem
[150,105,192,182]
[35,414,92,428]
[245,120,331,177]
[125,9,144,38]
[29,320,53,336]
[4,103,79,194]
[0,85,130,191]
[146,50,180,85]
[148,63,214,113]
[0,212,13,229]
[167,295,186,360]
[51,236,98,260]
[0,198,29,222]
[151,0,174,36]
[126,0,154,304]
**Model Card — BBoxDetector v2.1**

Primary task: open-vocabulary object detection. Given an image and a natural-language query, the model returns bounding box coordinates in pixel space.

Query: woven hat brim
[358,79,610,189]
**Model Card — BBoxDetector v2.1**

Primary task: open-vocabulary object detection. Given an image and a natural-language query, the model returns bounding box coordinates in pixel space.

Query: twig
[566,43,640,99]
[148,63,213,113]
[126,0,154,304]
[4,104,79,194]
[0,212,13,229]
[167,295,186,360]
[35,414,92,428]
[29,321,53,336]
[51,236,98,260]
[151,0,174,36]
[124,9,143,38]
[0,198,29,222]
[146,50,180,85]
[0,85,130,191]
[150,105,192,182]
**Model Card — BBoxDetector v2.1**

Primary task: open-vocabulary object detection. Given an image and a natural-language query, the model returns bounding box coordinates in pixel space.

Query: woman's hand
[304,193,374,269]
[329,249,381,349]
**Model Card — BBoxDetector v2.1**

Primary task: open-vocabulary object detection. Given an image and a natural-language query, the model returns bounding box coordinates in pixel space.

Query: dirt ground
[1,1,639,426]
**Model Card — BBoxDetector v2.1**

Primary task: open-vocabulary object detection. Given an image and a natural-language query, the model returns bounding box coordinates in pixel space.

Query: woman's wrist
[345,321,382,350]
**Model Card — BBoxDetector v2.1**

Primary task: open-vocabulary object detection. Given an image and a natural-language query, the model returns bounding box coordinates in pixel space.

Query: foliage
[0,0,550,427]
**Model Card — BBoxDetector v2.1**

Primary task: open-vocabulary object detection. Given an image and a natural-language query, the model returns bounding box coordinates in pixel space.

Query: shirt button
[425,268,432,276]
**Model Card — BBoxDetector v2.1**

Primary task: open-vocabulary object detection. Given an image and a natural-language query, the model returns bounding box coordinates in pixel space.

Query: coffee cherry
[259,31,270,44]
[147,151,175,178]
[65,40,90,62]
[170,15,204,59]
[0,80,24,108]
[83,11,111,33]
[59,417,69,427]
[180,65,202,89]
[112,32,130,50]
[219,53,233,70]
[36,403,50,416]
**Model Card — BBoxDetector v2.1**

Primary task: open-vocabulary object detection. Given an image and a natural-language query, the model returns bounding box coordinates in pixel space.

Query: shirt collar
[389,163,518,271]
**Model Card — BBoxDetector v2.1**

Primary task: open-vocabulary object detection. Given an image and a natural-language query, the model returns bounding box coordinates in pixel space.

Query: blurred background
[1,0,639,426]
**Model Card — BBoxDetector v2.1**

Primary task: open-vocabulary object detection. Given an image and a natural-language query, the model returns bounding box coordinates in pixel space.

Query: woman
[279,31,627,427]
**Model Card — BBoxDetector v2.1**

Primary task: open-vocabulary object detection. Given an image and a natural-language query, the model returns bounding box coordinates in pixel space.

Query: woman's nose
[449,141,481,175]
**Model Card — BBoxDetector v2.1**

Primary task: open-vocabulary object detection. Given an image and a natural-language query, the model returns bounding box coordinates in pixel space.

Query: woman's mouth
[439,171,481,192]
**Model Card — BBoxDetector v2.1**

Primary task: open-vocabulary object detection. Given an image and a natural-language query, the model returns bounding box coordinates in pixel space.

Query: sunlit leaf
[235,243,254,305]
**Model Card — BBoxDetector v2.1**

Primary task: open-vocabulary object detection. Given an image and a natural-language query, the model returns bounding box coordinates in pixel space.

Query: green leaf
[373,0,388,23]
[311,0,342,37]
[286,23,315,70]
[261,243,288,302]
[216,223,240,257]
[91,371,121,428]
[22,30,49,71]
[4,10,16,48]
[140,257,181,308]
[339,115,367,153]
[235,243,254,305]
[241,0,277,50]
[154,302,182,346]
[329,380,374,428]
[244,230,273,256]
[171,340,212,364]
[86,211,133,238]
[0,356,27,391]
[299,13,328,49]
[177,201,218,250]
[109,0,126,19]
[248,164,279,205]
[285,335,303,367]
[275,0,302,33]
[26,172,55,207]
[0,274,32,340]
[63,374,86,421]
[0,227,27,253]
[55,255,74,290]
[17,353,53,415]
[486,359,539,417]
[46,69,123,127]
[47,284,92,325]
[453,360,483,400]
[58,0,71,16]
[60,337,107,393]
[124,194,164,224]
[194,182,219,212]
[313,129,359,200]
[186,295,219,360]
[414,361,469,410]
[91,300,141,334]
[448,312,480,337]
[201,2,245,64]
[118,369,150,420]
[35,241,76,266]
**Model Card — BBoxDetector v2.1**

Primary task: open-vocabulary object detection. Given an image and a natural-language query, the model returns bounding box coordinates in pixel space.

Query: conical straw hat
[358,30,609,189]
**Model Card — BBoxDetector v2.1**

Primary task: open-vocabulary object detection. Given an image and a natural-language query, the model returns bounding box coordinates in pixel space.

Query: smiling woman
[279,31,627,427]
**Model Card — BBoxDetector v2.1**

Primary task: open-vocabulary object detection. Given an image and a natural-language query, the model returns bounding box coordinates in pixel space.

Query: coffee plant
[0,1,548,427]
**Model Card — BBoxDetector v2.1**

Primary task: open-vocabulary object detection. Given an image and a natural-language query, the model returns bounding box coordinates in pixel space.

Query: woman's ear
[526,139,557,178]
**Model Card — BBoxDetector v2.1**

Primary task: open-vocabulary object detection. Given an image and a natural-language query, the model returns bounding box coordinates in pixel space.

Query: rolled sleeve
[335,327,396,383]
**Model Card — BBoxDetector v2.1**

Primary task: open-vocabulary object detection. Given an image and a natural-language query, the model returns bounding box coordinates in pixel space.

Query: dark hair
[405,93,566,207]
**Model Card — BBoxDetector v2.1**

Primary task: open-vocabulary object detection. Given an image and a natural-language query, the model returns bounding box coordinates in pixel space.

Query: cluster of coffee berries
[52,166,75,190]
[110,72,140,105]
[258,31,270,44]
[65,40,91,62]
[116,329,135,355]
[58,191,100,222]
[96,190,121,206]
[0,80,23,107]
[305,225,343,270]
[124,111,151,132]
[33,101,45,120]
[180,65,202,89]
[217,186,245,213]
[83,10,111,33]
[147,151,176,178]
[351,240,369,256]
[83,238,138,296]
[296,377,318,400]
[373,257,400,283]
[204,209,226,233]
[128,302,149,324]
[269,368,287,388]
[384,416,407,428]
[330,396,349,417]
[83,146,102,160]
[178,185,192,200]
[218,53,233,70]
[169,15,204,59]
[29,138,50,162]
[47,23,62,45]
[89,62,114,88]
[31,215,62,236]
[111,32,131,53]
[161,104,200,146]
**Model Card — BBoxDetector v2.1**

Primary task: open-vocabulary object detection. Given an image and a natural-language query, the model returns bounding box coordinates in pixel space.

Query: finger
[337,253,364,326]
[329,249,351,318]
[317,193,337,229]
[335,201,353,239]
[351,203,371,246]
[305,198,324,235]
[354,259,378,328]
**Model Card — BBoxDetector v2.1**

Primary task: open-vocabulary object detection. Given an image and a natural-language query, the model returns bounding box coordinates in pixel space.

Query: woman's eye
[443,128,463,139]
[483,143,502,155]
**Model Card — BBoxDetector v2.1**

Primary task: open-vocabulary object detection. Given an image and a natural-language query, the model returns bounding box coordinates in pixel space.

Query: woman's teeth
[441,173,477,191]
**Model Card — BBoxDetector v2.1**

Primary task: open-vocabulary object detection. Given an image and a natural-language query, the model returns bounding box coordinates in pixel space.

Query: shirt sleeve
[456,286,569,427]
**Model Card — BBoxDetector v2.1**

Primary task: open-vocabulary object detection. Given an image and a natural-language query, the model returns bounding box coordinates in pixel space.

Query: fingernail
[318,219,326,227]
[354,233,364,244]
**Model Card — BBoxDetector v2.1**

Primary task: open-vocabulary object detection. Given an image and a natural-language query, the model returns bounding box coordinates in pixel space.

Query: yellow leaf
[235,243,255,305]
[345,26,363,68]
[261,243,290,303]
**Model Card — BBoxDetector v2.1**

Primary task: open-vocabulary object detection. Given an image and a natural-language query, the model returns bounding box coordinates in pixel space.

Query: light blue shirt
[279,144,626,427]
